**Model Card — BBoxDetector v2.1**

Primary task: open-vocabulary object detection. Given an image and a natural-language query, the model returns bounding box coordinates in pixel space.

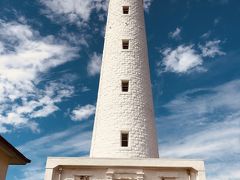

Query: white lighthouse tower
[44,0,206,179]
[90,0,159,159]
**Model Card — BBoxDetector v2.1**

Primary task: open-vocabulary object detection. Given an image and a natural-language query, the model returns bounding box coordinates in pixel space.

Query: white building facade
[45,0,206,179]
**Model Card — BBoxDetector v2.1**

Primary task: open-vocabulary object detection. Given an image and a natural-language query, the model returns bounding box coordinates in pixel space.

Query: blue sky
[0,0,240,179]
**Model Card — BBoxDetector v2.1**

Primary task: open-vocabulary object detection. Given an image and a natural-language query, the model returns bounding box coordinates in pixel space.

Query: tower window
[123,6,129,14]
[121,80,129,92]
[121,132,129,147]
[122,40,129,49]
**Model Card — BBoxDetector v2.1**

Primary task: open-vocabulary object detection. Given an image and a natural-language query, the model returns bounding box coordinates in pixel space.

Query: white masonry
[90,0,159,159]
[44,1,207,179]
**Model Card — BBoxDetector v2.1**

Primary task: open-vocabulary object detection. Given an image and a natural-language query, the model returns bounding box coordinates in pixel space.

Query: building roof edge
[0,135,31,165]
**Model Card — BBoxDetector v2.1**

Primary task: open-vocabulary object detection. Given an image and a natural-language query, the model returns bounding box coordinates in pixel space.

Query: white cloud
[160,39,225,73]
[94,0,109,12]
[41,0,92,22]
[199,40,225,58]
[161,45,203,73]
[40,0,109,25]
[71,104,96,121]
[0,20,78,133]
[159,80,240,179]
[40,0,152,25]
[169,27,181,40]
[87,52,102,76]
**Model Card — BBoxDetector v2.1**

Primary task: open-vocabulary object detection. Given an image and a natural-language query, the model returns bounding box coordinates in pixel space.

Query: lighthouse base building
[44,0,206,179]
[45,158,206,180]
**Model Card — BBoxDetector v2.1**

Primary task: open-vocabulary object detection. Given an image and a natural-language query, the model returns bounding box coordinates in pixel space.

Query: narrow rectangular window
[122,80,129,92]
[121,132,129,147]
[122,40,129,49]
[123,6,129,14]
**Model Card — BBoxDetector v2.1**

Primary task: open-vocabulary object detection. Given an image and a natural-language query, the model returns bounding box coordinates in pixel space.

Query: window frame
[122,6,129,14]
[121,80,129,92]
[122,39,129,50]
[121,131,129,147]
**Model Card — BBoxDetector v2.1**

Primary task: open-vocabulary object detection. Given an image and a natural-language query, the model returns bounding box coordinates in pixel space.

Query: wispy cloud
[0,20,78,133]
[40,0,109,25]
[199,40,225,58]
[144,0,154,12]
[87,52,102,76]
[40,0,153,25]
[160,115,240,180]
[162,79,240,124]
[17,124,92,180]
[169,27,182,40]
[158,79,240,179]
[201,31,211,39]
[161,116,240,158]
[16,80,240,180]
[71,104,96,121]
[14,80,240,180]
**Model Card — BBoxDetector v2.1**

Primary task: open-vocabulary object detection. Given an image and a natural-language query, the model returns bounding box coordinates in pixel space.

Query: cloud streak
[87,52,102,76]
[158,79,240,179]
[17,124,92,180]
[12,80,240,180]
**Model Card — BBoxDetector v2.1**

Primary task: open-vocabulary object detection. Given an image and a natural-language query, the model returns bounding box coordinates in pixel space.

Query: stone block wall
[90,0,159,158]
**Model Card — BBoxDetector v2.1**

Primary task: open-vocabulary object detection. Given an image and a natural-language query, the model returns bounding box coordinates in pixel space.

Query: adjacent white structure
[45,0,206,179]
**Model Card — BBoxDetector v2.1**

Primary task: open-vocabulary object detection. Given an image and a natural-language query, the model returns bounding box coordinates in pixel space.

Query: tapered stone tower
[90,0,159,159]
[44,1,206,179]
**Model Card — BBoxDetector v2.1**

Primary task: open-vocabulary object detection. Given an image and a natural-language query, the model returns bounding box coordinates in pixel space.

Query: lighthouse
[90,0,159,159]
[44,1,206,179]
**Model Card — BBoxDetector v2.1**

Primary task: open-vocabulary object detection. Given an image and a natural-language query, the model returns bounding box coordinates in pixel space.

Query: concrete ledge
[45,157,205,171]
